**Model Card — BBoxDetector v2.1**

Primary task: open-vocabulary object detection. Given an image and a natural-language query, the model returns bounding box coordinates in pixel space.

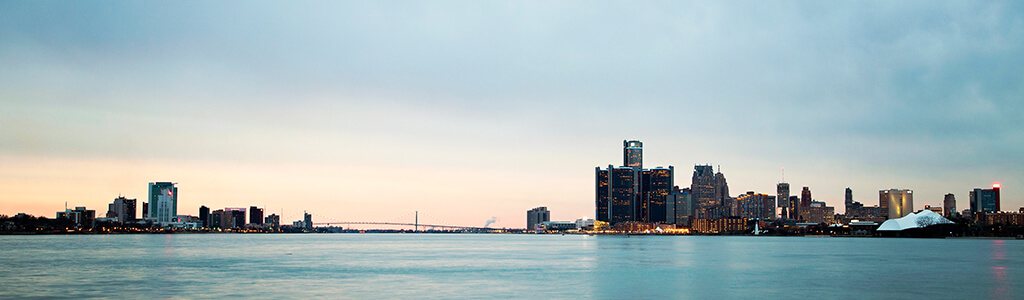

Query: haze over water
[1,235,1019,299]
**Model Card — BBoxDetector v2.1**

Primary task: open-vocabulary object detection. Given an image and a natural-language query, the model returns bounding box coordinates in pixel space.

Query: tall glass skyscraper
[643,166,673,223]
[595,168,610,222]
[970,184,1001,213]
[148,182,177,224]
[777,183,790,219]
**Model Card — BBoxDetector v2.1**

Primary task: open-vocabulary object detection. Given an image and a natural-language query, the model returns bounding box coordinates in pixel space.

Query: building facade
[777,183,790,219]
[880,189,914,219]
[943,194,956,217]
[249,206,264,225]
[527,207,550,230]
[107,196,137,223]
[970,184,1001,213]
[147,182,178,223]
[736,192,775,220]
[623,140,643,169]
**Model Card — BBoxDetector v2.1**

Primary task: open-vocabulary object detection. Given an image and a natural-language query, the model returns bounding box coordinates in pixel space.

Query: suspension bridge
[312,221,500,231]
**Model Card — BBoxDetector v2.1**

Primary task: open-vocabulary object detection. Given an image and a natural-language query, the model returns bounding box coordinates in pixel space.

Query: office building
[608,165,639,223]
[924,205,943,215]
[845,188,854,210]
[777,183,790,219]
[527,207,550,230]
[667,187,692,225]
[303,212,313,231]
[250,206,264,225]
[880,189,914,219]
[210,209,223,229]
[595,167,610,222]
[943,194,956,217]
[691,165,718,219]
[199,206,210,228]
[142,202,148,220]
[642,166,673,223]
[623,140,643,169]
[57,206,96,228]
[147,182,178,223]
[970,184,1001,213]
[736,192,775,220]
[106,196,137,223]
[265,214,281,230]
[805,201,836,224]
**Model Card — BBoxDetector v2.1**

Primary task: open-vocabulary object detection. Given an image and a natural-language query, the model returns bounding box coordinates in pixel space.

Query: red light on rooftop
[992,183,1001,188]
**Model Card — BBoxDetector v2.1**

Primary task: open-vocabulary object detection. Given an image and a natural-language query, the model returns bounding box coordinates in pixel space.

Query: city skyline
[2,1,1023,228]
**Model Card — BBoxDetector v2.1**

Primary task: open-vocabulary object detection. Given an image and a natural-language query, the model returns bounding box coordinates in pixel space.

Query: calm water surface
[1,234,1020,299]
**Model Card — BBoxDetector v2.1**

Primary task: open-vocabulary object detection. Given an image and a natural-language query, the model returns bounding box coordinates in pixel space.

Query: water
[0,234,1020,299]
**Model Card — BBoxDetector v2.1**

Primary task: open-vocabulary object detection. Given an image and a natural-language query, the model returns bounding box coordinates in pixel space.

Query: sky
[1,1,1022,228]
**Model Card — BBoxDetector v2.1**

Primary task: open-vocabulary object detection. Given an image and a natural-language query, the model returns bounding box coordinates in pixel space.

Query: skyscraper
[642,166,673,223]
[800,187,812,220]
[147,182,177,223]
[210,209,223,228]
[199,206,210,228]
[880,189,914,219]
[106,196,136,223]
[714,168,732,217]
[845,188,853,209]
[943,194,956,217]
[736,192,775,220]
[250,206,264,225]
[303,212,313,231]
[666,187,692,225]
[777,182,790,219]
[691,165,717,219]
[970,184,1001,213]
[595,167,610,222]
[224,208,246,228]
[623,140,643,169]
[527,207,550,230]
[608,166,639,224]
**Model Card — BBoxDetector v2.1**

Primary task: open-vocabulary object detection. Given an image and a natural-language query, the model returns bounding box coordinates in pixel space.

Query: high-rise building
[777,183,790,219]
[141,202,148,220]
[880,189,914,219]
[806,200,836,224]
[666,187,692,225]
[642,166,673,223]
[799,187,812,220]
[527,207,550,230]
[691,165,717,219]
[210,209,223,228]
[970,184,1001,213]
[223,208,246,228]
[608,165,639,224]
[595,168,610,222]
[943,194,956,217]
[249,206,264,225]
[303,212,313,231]
[789,196,800,220]
[736,192,776,220]
[147,182,178,223]
[845,188,853,209]
[623,140,643,169]
[714,168,732,217]
[106,196,137,223]
[265,214,281,230]
[199,206,210,228]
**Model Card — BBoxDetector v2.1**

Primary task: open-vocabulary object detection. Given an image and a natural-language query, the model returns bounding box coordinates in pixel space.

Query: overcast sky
[1,1,1022,227]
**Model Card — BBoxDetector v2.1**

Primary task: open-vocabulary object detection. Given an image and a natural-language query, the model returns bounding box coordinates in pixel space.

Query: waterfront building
[221,208,246,229]
[265,214,281,230]
[692,217,747,234]
[943,194,956,217]
[691,165,718,219]
[666,187,693,226]
[979,211,1024,226]
[970,184,1001,213]
[595,167,610,222]
[799,187,812,220]
[805,201,836,224]
[199,206,210,228]
[147,182,178,224]
[623,140,643,169]
[249,206,264,225]
[539,221,578,231]
[736,192,775,220]
[880,189,914,219]
[642,166,673,223]
[845,188,853,210]
[209,209,223,228]
[527,207,550,230]
[56,206,96,228]
[777,183,790,219]
[141,202,148,221]
[303,212,313,231]
[609,165,639,223]
[106,196,137,223]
